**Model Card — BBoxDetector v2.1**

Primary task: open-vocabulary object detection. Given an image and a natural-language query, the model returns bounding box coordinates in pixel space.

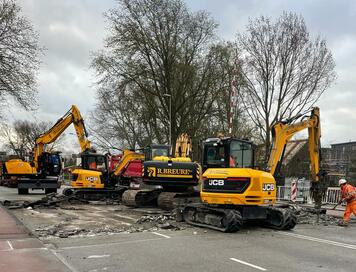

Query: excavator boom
[34,105,90,169]
[267,107,322,184]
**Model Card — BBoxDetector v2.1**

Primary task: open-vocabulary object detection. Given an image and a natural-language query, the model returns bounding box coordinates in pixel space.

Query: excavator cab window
[81,153,108,173]
[144,145,170,160]
[203,141,227,170]
[202,138,254,171]
[229,140,254,168]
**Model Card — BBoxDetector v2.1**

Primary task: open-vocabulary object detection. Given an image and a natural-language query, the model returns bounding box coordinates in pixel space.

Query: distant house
[279,140,356,186]
[326,141,356,185]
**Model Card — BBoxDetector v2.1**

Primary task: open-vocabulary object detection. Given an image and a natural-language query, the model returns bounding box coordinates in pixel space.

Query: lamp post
[163,93,172,148]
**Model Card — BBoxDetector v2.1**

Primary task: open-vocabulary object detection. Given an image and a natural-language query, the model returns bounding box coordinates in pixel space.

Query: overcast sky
[7,0,356,151]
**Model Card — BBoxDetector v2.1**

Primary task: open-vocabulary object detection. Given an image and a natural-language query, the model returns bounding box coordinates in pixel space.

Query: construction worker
[338,178,356,226]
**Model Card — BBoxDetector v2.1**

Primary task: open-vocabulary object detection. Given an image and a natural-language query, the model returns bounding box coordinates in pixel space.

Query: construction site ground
[1,186,356,272]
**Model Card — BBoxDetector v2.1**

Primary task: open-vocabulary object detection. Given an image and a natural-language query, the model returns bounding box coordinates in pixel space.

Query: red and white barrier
[291,181,297,202]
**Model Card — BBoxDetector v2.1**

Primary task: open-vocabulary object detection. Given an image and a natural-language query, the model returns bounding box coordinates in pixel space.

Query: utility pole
[163,93,172,149]
[229,60,239,136]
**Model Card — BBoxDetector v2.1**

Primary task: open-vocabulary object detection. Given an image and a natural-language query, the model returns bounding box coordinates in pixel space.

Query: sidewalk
[0,205,70,272]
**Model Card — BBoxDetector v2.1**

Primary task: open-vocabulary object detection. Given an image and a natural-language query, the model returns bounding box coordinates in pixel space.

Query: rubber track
[264,206,297,230]
[181,204,243,232]
[157,192,199,210]
[62,187,126,201]
[121,189,161,207]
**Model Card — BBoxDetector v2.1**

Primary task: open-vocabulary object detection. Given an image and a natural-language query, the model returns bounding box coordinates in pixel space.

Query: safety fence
[276,186,342,204]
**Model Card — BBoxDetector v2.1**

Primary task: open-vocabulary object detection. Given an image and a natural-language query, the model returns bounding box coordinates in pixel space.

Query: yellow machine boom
[33,105,90,169]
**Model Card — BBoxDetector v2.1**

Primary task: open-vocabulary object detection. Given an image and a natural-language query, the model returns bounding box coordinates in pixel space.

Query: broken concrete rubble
[134,212,183,231]
[288,204,340,225]
[2,194,345,239]
[1,193,88,209]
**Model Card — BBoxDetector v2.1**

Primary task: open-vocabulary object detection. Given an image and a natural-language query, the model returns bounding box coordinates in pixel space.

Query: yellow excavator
[121,134,200,208]
[66,134,201,205]
[64,144,172,200]
[2,105,90,194]
[65,148,145,199]
[180,107,324,232]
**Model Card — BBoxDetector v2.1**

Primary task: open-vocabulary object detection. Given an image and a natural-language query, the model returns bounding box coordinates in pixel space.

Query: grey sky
[5,0,356,151]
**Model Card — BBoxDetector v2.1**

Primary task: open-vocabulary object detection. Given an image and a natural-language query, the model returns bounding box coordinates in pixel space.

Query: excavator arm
[175,133,192,158]
[266,107,324,203]
[33,105,90,169]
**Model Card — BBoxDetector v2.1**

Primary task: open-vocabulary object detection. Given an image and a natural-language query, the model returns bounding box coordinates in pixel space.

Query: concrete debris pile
[1,193,88,209]
[131,212,183,232]
[35,224,125,238]
[35,224,86,238]
[289,204,340,225]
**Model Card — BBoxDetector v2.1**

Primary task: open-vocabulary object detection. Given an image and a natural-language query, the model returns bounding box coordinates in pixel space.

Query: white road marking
[87,254,110,259]
[62,237,165,250]
[278,232,356,250]
[50,249,79,272]
[7,241,13,250]
[152,232,171,239]
[230,258,267,271]
[0,247,47,252]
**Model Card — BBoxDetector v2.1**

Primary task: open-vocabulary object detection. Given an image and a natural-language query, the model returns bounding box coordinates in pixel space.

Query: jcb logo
[208,179,224,186]
[86,176,98,182]
[262,183,275,191]
[147,167,156,177]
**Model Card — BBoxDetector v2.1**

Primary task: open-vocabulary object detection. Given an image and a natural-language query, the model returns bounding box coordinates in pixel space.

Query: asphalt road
[1,186,356,272]
[47,224,356,272]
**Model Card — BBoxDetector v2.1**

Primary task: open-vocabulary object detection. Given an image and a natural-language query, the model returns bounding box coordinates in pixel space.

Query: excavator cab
[81,152,108,173]
[202,138,255,171]
[144,145,170,160]
[70,152,110,190]
[37,152,62,177]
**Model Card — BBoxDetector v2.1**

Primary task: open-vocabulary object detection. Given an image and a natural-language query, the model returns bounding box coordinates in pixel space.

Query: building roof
[282,139,307,165]
[331,141,356,147]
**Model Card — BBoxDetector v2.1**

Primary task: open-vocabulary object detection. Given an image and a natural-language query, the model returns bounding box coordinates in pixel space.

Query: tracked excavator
[179,107,325,232]
[2,105,91,194]
[66,134,200,205]
[64,144,172,200]
[121,133,201,208]
[64,148,144,199]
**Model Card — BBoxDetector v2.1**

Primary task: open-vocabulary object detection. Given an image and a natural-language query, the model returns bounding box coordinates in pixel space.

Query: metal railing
[276,186,341,204]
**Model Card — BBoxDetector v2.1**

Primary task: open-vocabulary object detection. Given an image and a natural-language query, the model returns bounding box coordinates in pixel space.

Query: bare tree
[0,120,65,156]
[91,0,253,152]
[0,0,42,113]
[236,12,336,162]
